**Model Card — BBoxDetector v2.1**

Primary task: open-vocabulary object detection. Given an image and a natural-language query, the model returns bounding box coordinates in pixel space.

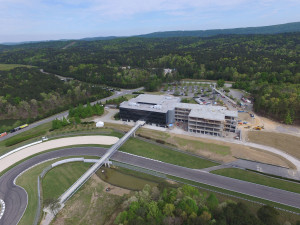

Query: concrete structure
[59,121,145,203]
[120,94,237,136]
[120,94,181,126]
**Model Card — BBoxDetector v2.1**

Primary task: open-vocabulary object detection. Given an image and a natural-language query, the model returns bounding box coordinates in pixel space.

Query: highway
[0,87,144,142]
[1,147,300,225]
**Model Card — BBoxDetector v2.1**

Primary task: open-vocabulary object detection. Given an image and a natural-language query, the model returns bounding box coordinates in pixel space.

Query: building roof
[120,94,238,119]
[120,94,180,113]
[189,109,225,121]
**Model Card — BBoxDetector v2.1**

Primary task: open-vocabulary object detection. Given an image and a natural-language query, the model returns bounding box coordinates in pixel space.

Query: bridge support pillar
[133,132,135,137]
[104,160,112,168]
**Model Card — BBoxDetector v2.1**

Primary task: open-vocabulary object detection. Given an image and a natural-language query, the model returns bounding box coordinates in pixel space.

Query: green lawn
[16,159,59,225]
[96,167,161,191]
[15,157,98,225]
[0,122,52,156]
[42,162,91,201]
[119,138,218,169]
[0,63,33,71]
[212,168,300,194]
[0,122,123,157]
[174,137,231,156]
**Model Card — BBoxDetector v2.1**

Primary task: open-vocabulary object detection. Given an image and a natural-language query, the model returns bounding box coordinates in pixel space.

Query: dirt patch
[52,174,129,225]
[247,131,300,160]
[166,179,178,185]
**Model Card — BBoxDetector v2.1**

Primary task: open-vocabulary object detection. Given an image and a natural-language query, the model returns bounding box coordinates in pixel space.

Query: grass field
[0,122,52,156]
[174,136,231,156]
[0,122,123,157]
[248,131,300,159]
[0,64,33,71]
[16,157,100,225]
[96,167,163,190]
[16,159,59,225]
[211,168,300,194]
[119,137,218,169]
[42,162,91,201]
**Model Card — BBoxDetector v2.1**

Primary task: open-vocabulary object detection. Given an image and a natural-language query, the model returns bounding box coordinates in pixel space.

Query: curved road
[0,87,144,142]
[1,147,300,225]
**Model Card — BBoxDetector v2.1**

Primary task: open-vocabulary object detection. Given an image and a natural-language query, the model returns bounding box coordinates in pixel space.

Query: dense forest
[0,32,299,123]
[0,67,111,132]
[114,184,295,225]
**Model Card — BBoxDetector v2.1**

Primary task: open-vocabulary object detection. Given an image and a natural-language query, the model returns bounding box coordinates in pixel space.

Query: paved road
[0,87,144,142]
[228,159,300,181]
[1,147,300,225]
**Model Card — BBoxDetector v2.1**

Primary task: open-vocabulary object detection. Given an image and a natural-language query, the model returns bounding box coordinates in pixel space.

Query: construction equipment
[253,126,262,130]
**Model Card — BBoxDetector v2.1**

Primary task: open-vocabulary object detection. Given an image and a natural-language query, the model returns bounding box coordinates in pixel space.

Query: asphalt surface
[1,147,300,225]
[0,87,143,142]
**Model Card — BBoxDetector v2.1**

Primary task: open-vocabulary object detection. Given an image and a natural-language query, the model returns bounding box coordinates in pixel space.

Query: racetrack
[0,136,119,173]
[1,147,300,225]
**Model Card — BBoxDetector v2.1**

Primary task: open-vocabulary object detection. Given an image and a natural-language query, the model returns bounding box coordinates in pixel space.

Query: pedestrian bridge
[59,120,145,203]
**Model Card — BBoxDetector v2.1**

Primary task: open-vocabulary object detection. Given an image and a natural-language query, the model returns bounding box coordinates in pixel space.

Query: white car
[42,136,48,142]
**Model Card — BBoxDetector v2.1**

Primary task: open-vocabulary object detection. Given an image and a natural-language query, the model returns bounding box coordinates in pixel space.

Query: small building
[96,121,104,127]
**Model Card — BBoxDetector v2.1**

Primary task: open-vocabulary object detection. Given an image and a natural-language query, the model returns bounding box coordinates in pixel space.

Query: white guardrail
[0,141,42,160]
[0,199,5,220]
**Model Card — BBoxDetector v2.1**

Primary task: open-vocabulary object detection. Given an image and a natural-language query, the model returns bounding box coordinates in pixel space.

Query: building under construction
[120,94,237,136]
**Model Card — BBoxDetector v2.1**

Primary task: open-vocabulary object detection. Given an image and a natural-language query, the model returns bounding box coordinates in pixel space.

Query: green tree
[163,203,175,217]
[284,111,293,125]
[206,193,219,210]
[217,79,225,88]
[257,205,280,225]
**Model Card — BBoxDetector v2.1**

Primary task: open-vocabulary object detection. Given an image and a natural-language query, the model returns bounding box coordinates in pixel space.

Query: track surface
[1,147,300,225]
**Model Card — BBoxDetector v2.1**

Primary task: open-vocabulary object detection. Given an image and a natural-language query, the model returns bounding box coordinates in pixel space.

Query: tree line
[0,33,299,122]
[115,184,295,225]
[0,67,111,133]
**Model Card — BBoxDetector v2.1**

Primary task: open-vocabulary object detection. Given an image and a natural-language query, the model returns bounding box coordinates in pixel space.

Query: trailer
[0,132,7,138]
[19,124,29,129]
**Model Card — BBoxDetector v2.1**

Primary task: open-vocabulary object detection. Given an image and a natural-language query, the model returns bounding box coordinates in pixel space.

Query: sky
[0,0,300,43]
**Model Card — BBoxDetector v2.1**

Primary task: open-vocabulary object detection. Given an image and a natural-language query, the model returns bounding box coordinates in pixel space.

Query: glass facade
[120,107,167,126]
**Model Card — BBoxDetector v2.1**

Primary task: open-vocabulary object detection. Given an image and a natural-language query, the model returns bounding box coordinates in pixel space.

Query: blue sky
[0,0,299,42]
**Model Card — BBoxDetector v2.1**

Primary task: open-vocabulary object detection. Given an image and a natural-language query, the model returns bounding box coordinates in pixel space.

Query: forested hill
[138,22,300,38]
[0,32,299,123]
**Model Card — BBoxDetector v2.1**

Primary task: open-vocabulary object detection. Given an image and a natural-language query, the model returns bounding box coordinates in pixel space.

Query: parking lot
[161,81,251,110]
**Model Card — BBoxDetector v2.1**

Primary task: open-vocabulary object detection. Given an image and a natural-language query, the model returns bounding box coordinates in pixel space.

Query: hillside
[0,32,299,124]
[138,22,300,38]
[0,67,111,132]
[1,22,300,46]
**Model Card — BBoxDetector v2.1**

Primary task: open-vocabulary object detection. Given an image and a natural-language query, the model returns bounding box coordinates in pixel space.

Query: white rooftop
[120,94,238,119]
[189,109,225,121]
[120,94,180,113]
